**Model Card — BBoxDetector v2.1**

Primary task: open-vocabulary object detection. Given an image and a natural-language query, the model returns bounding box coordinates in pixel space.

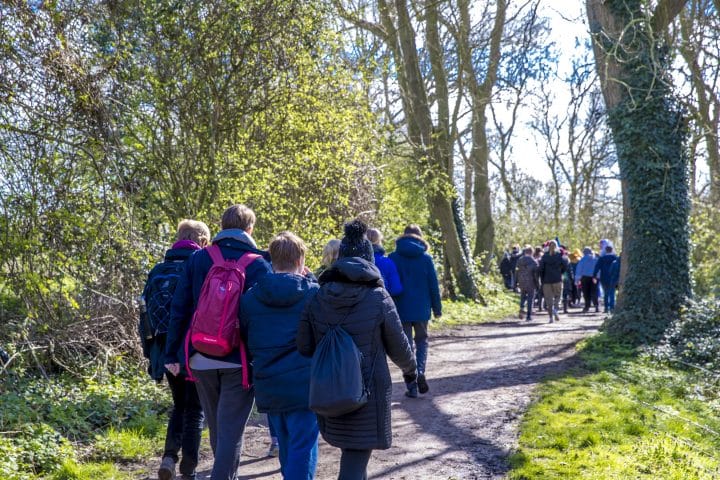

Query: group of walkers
[500,238,621,323]
[138,204,442,480]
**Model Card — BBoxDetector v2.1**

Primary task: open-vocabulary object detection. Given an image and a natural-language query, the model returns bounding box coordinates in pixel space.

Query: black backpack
[139,252,190,380]
[308,297,377,417]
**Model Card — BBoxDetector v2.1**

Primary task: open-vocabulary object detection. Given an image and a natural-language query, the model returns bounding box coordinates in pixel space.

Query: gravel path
[137,307,603,480]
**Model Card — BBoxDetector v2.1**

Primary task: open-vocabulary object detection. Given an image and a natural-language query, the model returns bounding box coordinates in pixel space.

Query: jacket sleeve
[296,300,316,358]
[380,293,416,377]
[385,258,403,297]
[539,257,546,280]
[164,257,194,365]
[426,255,442,317]
[592,259,601,278]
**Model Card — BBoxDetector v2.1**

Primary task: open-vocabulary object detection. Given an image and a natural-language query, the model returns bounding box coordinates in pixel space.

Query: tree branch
[651,0,690,32]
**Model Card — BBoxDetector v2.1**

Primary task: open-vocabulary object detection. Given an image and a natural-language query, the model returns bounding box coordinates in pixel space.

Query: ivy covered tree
[586,0,691,342]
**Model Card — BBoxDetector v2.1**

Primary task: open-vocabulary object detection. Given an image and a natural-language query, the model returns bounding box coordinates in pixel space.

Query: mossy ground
[508,334,720,479]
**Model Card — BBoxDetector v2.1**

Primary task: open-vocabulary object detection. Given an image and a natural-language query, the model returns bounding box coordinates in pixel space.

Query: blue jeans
[402,322,429,375]
[519,289,535,318]
[267,410,319,480]
[602,283,616,311]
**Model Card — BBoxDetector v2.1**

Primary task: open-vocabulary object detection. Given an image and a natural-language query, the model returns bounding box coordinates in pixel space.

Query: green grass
[0,363,169,479]
[509,334,720,479]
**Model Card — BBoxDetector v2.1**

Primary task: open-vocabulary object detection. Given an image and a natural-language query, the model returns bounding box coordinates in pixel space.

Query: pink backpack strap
[206,244,225,265]
[237,253,261,271]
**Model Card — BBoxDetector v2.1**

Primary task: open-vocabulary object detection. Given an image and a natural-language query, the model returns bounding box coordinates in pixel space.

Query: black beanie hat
[339,219,375,264]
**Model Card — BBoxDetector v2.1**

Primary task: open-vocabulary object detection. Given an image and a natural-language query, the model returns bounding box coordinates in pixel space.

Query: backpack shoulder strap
[206,244,225,265]
[236,252,261,271]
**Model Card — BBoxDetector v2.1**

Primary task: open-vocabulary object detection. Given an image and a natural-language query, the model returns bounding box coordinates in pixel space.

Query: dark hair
[403,224,423,237]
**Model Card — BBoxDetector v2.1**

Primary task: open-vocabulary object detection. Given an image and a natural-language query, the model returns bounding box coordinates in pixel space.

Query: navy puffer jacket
[240,273,319,413]
[297,257,416,450]
[539,251,568,284]
[388,236,442,323]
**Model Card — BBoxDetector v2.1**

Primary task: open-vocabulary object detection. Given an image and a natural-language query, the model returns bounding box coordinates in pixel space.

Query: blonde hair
[176,219,211,247]
[221,204,256,231]
[320,239,341,267]
[366,228,383,246]
[269,231,306,272]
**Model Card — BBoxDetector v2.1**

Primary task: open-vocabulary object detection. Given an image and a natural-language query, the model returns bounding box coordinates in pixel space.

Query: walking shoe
[595,306,600,313]
[405,382,419,398]
[582,308,589,313]
[519,310,525,319]
[178,458,197,479]
[417,374,429,394]
[549,316,554,323]
[526,316,532,322]
[554,312,560,322]
[267,443,279,458]
[158,456,176,480]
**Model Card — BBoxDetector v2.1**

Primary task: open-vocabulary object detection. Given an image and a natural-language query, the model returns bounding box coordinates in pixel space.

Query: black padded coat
[296,257,417,450]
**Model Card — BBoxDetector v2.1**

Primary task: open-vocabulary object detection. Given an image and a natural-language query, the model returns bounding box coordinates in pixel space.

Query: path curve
[138,308,603,480]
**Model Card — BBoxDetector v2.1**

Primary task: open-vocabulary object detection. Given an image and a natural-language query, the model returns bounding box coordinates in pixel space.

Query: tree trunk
[586,0,691,342]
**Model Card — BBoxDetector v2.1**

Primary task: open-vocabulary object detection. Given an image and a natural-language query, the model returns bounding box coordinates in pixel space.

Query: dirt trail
[137,308,603,480]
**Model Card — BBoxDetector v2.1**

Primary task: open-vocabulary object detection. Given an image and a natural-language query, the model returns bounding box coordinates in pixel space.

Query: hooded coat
[296,257,416,450]
[515,254,539,292]
[240,273,319,414]
[372,244,403,296]
[388,236,442,323]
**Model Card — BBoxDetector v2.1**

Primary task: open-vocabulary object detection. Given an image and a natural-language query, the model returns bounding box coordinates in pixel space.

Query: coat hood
[394,235,428,258]
[372,244,386,256]
[252,273,314,308]
[317,257,382,308]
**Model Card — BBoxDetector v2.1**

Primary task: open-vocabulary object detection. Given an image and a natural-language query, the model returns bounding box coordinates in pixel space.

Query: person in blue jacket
[389,224,441,398]
[164,204,272,480]
[366,228,403,296]
[240,231,320,480]
[593,245,619,313]
[143,219,210,480]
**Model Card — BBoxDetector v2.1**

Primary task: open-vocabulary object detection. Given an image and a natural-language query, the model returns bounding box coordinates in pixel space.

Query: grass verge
[508,334,720,479]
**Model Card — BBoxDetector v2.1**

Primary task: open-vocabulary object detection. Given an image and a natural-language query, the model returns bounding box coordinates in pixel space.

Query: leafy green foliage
[654,298,720,373]
[690,201,720,297]
[509,334,720,479]
[0,365,168,478]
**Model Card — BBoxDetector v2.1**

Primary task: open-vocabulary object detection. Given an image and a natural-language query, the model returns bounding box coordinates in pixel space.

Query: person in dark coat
[165,204,272,480]
[241,232,320,479]
[538,240,568,323]
[499,250,512,289]
[515,245,539,321]
[593,245,620,313]
[366,228,403,296]
[143,219,210,480]
[388,225,441,397]
[297,220,416,480]
[508,244,522,291]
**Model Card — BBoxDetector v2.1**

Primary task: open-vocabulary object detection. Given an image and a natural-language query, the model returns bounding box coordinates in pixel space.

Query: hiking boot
[549,316,554,323]
[595,306,600,313]
[417,374,429,394]
[405,382,419,398]
[526,315,532,322]
[519,309,525,319]
[554,311,560,322]
[178,458,197,479]
[158,456,176,480]
[267,443,279,458]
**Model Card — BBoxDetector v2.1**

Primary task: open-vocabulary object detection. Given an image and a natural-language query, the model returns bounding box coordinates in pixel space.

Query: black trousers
[164,372,203,474]
[338,448,372,480]
[580,276,598,310]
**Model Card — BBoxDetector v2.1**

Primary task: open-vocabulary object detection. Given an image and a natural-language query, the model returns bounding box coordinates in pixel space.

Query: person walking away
[315,239,341,278]
[366,228,402,296]
[508,244,522,291]
[389,224,441,397]
[574,247,598,313]
[165,204,272,480]
[141,220,210,480]
[560,248,574,313]
[593,245,619,313]
[499,249,512,290]
[538,240,567,323]
[297,220,416,480]
[515,245,539,321]
[568,249,582,306]
[533,246,544,312]
[241,232,320,479]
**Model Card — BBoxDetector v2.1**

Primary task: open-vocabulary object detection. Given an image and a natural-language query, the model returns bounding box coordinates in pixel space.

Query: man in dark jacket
[297,220,416,480]
[143,220,209,480]
[539,240,568,323]
[165,204,272,480]
[389,225,441,397]
[241,232,320,479]
[593,245,620,313]
[499,250,512,289]
[508,245,522,291]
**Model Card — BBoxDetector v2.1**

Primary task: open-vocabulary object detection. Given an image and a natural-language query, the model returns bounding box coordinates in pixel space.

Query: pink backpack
[184,245,260,387]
